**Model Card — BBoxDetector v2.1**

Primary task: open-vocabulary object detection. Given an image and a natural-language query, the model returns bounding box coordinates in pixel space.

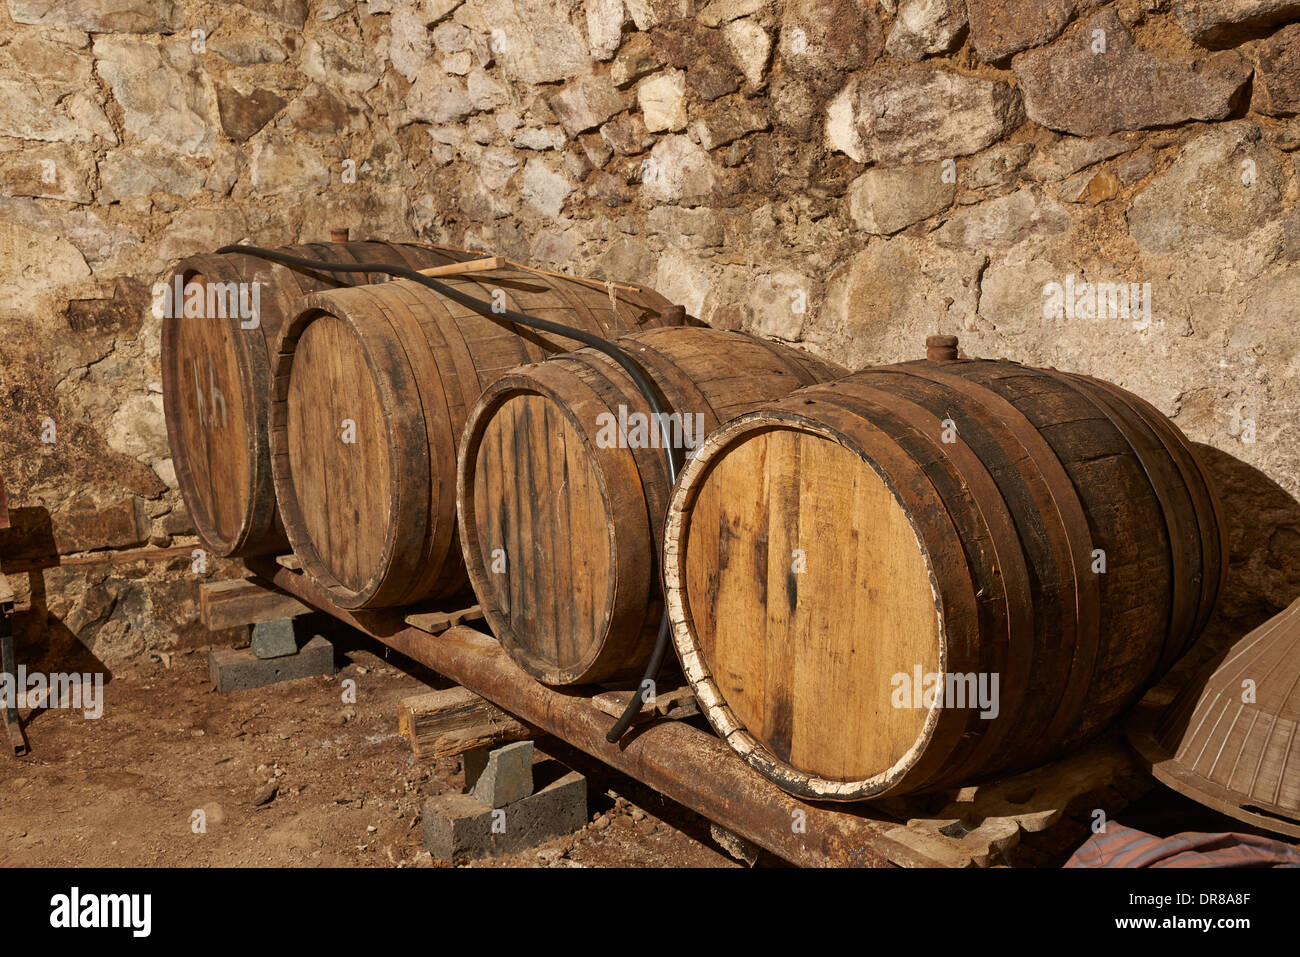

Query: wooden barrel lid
[161,260,264,555]
[665,409,956,797]
[465,385,623,682]
[284,311,395,596]
[1135,597,1300,839]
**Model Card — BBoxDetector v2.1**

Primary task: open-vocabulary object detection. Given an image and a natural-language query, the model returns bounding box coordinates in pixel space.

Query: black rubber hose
[213,244,678,742]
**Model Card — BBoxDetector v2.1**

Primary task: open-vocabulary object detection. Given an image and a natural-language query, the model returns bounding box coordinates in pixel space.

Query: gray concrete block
[467,739,534,808]
[423,768,586,861]
[209,635,336,692]
[250,618,299,659]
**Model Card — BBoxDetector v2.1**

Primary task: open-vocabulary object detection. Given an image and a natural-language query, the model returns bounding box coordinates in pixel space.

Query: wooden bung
[269,265,677,609]
[926,334,959,360]
[456,326,846,686]
[663,340,1227,800]
[161,240,485,558]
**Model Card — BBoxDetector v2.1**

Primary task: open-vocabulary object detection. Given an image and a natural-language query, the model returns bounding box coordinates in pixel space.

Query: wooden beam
[398,686,532,760]
[1,543,196,574]
[416,256,505,278]
[199,577,311,631]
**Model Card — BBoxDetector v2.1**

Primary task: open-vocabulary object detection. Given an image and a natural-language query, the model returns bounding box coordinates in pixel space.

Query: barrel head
[469,392,619,683]
[679,426,941,785]
[162,269,259,555]
[285,313,395,597]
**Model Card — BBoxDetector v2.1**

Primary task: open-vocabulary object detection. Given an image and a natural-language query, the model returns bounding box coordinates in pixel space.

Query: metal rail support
[1,573,26,757]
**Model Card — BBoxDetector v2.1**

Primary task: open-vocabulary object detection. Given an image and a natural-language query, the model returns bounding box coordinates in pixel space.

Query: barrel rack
[238,555,1158,868]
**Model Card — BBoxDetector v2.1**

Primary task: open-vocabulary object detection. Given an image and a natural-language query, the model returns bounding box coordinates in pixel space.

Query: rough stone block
[250,618,299,659]
[423,767,586,861]
[466,739,535,808]
[208,635,335,692]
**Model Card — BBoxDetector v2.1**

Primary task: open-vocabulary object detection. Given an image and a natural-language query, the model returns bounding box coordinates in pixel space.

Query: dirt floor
[0,628,739,868]
[5,614,1292,869]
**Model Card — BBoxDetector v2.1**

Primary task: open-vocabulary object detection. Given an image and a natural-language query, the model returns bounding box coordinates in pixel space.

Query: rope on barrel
[213,243,680,743]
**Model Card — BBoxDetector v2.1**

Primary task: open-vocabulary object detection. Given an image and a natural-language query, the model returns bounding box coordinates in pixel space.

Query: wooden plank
[1,543,196,574]
[882,737,1152,868]
[404,604,482,635]
[276,553,303,571]
[398,686,532,760]
[416,256,506,277]
[592,685,699,723]
[199,577,311,631]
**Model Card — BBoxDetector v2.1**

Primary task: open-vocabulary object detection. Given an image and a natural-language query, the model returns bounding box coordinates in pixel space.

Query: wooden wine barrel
[161,237,482,557]
[664,337,1226,800]
[457,326,846,686]
[270,267,678,610]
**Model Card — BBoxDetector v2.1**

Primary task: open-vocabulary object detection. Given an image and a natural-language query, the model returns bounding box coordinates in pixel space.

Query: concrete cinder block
[208,635,336,692]
[466,739,535,808]
[250,618,299,659]
[423,767,586,861]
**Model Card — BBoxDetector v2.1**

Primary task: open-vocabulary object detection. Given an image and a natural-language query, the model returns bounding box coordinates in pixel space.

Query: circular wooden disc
[680,425,941,783]
[164,269,256,552]
[470,392,617,680]
[285,314,393,594]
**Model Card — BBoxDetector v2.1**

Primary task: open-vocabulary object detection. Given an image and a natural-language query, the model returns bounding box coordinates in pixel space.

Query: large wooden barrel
[161,237,481,557]
[457,326,846,686]
[270,267,677,610]
[664,338,1227,800]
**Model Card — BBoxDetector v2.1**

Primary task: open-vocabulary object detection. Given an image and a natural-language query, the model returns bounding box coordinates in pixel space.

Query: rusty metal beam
[1,593,27,757]
[245,558,937,867]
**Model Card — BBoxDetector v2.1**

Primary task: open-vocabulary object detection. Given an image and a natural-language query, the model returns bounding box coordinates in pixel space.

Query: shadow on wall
[1173,443,1300,681]
[0,506,112,739]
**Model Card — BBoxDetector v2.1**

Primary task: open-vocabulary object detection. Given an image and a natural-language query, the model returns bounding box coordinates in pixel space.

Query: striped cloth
[1066,823,1300,868]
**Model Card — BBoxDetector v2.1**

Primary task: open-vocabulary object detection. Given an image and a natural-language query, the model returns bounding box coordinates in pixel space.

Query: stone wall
[2,0,1299,663]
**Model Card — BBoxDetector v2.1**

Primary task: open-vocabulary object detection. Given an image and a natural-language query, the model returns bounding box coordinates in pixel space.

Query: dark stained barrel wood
[457,326,846,686]
[161,239,481,557]
[664,348,1225,800]
[270,268,677,610]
